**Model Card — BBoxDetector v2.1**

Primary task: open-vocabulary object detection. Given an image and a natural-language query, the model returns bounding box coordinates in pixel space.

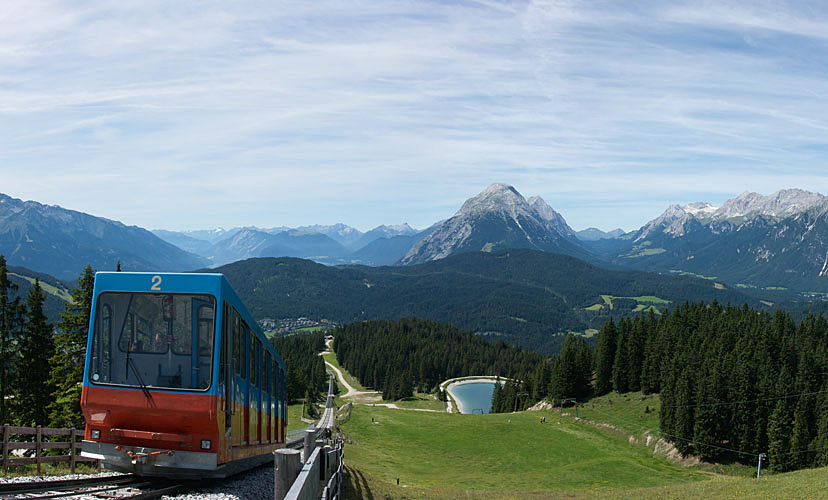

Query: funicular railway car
[80,272,287,478]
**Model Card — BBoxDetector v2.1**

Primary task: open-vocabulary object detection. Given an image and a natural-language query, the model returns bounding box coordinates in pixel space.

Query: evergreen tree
[639,311,661,394]
[611,319,631,393]
[626,317,645,392]
[48,266,95,428]
[672,367,695,455]
[812,391,828,467]
[490,379,502,413]
[548,334,592,400]
[15,280,55,426]
[767,398,794,472]
[593,319,617,396]
[767,365,795,473]
[692,358,722,459]
[0,255,21,425]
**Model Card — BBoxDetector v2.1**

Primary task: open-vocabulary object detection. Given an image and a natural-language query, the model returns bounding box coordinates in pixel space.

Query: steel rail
[0,474,139,494]
[0,475,192,500]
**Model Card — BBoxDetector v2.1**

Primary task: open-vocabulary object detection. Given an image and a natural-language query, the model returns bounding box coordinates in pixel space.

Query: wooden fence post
[2,424,8,475]
[70,428,77,474]
[36,426,42,475]
[274,448,301,500]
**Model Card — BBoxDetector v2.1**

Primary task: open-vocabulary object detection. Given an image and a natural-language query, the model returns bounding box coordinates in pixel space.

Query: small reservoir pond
[450,382,498,414]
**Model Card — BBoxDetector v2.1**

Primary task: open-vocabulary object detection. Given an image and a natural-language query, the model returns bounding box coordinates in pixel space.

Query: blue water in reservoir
[451,382,497,414]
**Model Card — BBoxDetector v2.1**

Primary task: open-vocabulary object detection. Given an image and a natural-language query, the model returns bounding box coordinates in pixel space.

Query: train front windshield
[89,292,216,391]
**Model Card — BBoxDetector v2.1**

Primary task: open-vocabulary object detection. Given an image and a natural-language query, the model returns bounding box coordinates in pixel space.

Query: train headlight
[91,429,101,439]
[201,440,212,450]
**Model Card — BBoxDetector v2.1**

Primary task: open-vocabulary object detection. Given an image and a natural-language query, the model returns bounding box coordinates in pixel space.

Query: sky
[2,1,828,233]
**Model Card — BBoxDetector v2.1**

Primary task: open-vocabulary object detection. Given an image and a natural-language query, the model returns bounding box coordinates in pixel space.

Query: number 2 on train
[151,275,162,290]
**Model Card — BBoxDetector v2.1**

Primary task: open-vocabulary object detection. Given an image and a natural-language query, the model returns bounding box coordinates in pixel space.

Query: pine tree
[48,266,95,428]
[15,280,55,426]
[612,319,631,393]
[593,319,617,396]
[692,358,722,459]
[0,255,22,425]
[767,365,795,473]
[672,367,695,455]
[767,398,794,472]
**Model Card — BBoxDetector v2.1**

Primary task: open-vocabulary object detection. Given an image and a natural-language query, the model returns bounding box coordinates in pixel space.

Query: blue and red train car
[80,272,287,478]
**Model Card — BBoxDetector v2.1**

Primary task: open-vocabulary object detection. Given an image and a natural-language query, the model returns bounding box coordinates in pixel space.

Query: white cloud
[1,0,828,231]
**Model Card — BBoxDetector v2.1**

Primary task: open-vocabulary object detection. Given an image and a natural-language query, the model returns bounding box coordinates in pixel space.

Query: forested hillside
[270,332,328,403]
[332,318,542,400]
[7,265,70,324]
[215,249,762,354]
[555,303,828,474]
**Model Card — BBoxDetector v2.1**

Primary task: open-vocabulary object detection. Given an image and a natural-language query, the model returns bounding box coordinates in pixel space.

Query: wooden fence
[1,425,99,474]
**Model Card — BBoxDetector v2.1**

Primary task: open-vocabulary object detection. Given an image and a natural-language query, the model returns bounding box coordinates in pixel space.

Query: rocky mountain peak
[683,202,717,217]
[373,223,417,235]
[713,189,826,220]
[400,184,586,265]
[635,204,696,241]
[527,196,554,219]
[528,195,576,237]
[456,183,531,218]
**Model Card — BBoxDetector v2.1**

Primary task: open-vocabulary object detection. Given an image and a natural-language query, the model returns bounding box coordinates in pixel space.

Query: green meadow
[339,399,828,499]
[339,405,707,497]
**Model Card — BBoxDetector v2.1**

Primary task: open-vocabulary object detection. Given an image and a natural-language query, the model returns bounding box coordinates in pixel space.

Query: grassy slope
[339,405,707,497]
[593,468,828,499]
[340,391,828,499]
[322,351,369,392]
[392,393,446,411]
[10,272,72,302]
[287,403,313,432]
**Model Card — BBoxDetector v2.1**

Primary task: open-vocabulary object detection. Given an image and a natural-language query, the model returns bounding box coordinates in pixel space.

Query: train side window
[233,312,241,376]
[265,353,271,397]
[220,303,227,387]
[250,334,258,388]
[241,321,250,381]
[257,341,263,389]
[271,359,276,399]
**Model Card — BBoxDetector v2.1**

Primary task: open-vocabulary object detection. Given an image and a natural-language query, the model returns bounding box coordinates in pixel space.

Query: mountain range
[0,194,206,280]
[214,250,763,354]
[3,184,828,295]
[602,189,828,291]
[154,223,430,267]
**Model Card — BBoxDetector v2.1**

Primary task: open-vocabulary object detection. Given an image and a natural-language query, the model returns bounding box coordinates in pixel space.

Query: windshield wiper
[127,356,153,402]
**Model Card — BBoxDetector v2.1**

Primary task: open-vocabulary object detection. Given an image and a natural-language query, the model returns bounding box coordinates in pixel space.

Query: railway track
[0,474,193,500]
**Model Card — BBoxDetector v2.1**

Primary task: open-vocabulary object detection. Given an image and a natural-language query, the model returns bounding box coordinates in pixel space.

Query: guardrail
[279,439,343,500]
[1,425,99,474]
[276,372,343,500]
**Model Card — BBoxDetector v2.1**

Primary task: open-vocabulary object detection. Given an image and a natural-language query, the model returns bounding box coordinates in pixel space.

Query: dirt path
[322,338,381,399]
[321,339,439,411]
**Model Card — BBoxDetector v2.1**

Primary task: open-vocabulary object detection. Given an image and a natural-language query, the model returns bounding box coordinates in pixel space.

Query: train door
[272,359,277,442]
[232,312,244,447]
[272,361,278,443]
[221,303,233,444]
[264,353,271,443]
[253,339,265,443]
[249,336,258,445]
[280,365,286,442]
[243,324,250,445]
